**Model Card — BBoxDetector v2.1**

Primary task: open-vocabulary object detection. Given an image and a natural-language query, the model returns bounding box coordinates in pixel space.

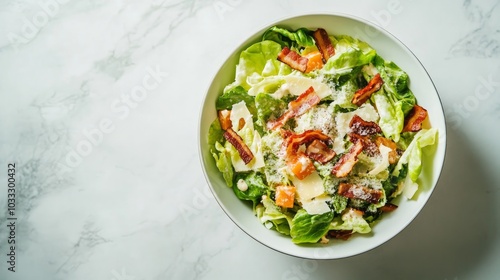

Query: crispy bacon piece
[285,130,331,155]
[289,86,321,116]
[329,230,353,241]
[277,47,308,72]
[313,28,335,63]
[306,139,336,163]
[402,104,428,132]
[338,182,383,204]
[375,136,399,164]
[267,111,294,131]
[349,115,382,136]
[223,128,254,164]
[379,203,398,212]
[351,73,384,106]
[267,86,320,130]
[332,141,364,178]
[218,110,231,130]
[348,133,378,156]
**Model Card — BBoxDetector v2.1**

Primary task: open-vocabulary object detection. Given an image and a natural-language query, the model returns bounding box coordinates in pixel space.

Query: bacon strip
[218,110,232,130]
[379,203,398,212]
[289,86,321,116]
[329,230,353,241]
[223,128,254,164]
[306,139,336,163]
[351,73,384,106]
[285,130,331,155]
[349,115,382,136]
[338,183,383,204]
[267,86,320,130]
[402,104,428,132]
[277,47,308,72]
[332,141,363,178]
[313,28,335,63]
[348,133,378,156]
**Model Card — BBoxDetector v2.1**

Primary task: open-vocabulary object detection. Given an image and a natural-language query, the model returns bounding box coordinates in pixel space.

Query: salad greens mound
[208,26,438,244]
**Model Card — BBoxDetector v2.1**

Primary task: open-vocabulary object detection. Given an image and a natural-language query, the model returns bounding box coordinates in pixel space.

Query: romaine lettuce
[322,35,376,73]
[225,40,291,92]
[257,195,293,235]
[233,172,267,208]
[255,92,288,125]
[262,26,315,49]
[330,208,371,234]
[216,86,257,121]
[392,128,438,198]
[290,209,334,244]
[373,55,416,115]
[211,142,234,188]
[372,90,404,142]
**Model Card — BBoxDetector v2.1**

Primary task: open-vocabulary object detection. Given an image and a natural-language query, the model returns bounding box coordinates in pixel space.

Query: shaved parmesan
[230,101,253,131]
[301,195,331,215]
[290,171,325,201]
[368,144,392,175]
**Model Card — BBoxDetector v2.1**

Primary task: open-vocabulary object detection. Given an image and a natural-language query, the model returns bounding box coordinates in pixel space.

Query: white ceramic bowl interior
[199,13,446,259]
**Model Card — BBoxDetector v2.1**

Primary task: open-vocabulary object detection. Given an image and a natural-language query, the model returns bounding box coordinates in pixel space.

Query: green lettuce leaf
[392,128,438,199]
[211,142,234,188]
[255,92,288,125]
[330,208,371,234]
[216,86,257,120]
[208,118,224,150]
[226,40,291,92]
[373,55,416,115]
[290,209,334,244]
[208,119,233,187]
[262,26,315,49]
[257,195,293,235]
[322,35,376,72]
[233,172,268,208]
[372,90,405,142]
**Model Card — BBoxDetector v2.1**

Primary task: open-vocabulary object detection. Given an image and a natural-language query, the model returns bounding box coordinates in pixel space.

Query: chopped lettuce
[392,128,438,199]
[373,55,416,115]
[257,195,293,235]
[290,209,334,244]
[262,26,315,49]
[322,35,376,73]
[255,91,288,121]
[211,142,234,187]
[330,194,348,214]
[330,208,371,234]
[216,86,257,121]
[233,172,267,208]
[225,41,291,92]
[208,118,233,186]
[372,90,404,142]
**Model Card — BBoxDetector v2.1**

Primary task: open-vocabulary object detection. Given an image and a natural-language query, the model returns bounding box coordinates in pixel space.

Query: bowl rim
[198,11,447,260]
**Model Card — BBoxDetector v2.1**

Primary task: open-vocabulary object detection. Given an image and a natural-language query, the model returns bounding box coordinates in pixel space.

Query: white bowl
[198,13,446,259]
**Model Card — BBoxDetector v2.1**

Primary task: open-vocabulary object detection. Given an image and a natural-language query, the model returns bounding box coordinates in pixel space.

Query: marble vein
[449,0,500,57]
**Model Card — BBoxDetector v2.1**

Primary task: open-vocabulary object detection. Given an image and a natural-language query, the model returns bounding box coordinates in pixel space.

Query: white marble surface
[1,0,499,279]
